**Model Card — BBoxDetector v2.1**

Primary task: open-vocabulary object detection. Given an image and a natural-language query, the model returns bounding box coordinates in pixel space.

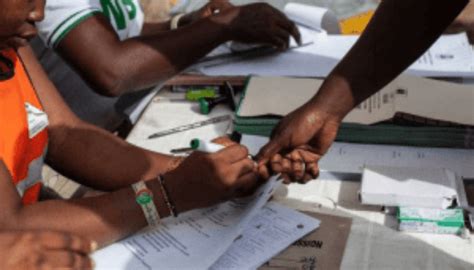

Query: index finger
[38,231,97,255]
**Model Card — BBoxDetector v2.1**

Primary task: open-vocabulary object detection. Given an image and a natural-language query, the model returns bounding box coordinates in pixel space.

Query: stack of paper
[360,166,464,209]
[234,76,474,148]
[93,177,321,270]
[360,165,469,235]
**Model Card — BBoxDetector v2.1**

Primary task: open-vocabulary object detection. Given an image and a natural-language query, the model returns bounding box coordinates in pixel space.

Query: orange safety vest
[0,48,48,205]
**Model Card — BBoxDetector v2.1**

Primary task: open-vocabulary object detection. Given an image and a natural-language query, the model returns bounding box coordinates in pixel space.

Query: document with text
[93,177,320,270]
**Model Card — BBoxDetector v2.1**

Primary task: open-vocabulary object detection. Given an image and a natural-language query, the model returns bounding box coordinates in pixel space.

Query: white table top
[127,89,474,270]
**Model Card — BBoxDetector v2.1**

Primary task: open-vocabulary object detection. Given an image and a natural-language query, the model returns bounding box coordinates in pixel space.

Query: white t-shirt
[32,0,152,130]
[38,0,144,48]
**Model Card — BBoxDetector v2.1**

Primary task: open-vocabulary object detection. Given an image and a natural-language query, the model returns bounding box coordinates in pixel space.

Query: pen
[147,115,231,140]
[190,139,256,161]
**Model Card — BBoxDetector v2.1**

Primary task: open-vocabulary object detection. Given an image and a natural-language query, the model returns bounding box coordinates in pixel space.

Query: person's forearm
[2,178,170,247]
[112,18,229,93]
[59,16,229,97]
[308,0,468,119]
[46,121,174,191]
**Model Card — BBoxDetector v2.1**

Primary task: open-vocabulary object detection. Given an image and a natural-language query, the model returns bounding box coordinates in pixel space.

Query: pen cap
[198,83,236,115]
[199,96,227,115]
[190,139,225,153]
[199,98,211,115]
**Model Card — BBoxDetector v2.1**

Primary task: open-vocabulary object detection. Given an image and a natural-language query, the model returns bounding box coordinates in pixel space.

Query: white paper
[360,166,459,208]
[191,26,318,71]
[240,135,474,179]
[198,33,474,78]
[284,3,328,31]
[210,202,320,270]
[93,177,281,270]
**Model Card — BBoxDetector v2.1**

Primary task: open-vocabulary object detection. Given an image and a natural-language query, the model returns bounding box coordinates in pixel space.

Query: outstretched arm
[310,0,469,119]
[258,0,468,182]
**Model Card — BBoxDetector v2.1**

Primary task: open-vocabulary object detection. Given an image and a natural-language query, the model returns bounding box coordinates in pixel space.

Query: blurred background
[140,0,380,23]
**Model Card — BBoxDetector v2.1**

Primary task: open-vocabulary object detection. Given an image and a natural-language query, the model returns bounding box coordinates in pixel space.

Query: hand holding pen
[162,138,261,213]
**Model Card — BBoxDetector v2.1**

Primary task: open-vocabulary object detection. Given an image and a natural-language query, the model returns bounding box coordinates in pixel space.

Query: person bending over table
[31,0,300,130]
[256,0,470,182]
[0,0,262,248]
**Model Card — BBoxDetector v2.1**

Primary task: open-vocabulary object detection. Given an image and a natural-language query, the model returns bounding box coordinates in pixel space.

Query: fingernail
[90,241,98,252]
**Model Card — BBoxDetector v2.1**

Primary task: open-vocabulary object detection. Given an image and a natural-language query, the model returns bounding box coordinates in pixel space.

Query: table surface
[126,88,474,270]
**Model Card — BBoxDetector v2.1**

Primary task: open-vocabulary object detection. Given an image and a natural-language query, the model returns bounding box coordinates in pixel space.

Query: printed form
[210,202,320,270]
[93,177,320,270]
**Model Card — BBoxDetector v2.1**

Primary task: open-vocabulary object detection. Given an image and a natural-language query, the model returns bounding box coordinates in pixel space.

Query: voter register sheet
[92,177,320,270]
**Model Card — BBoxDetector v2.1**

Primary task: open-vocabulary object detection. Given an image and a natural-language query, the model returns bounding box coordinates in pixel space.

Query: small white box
[360,165,464,209]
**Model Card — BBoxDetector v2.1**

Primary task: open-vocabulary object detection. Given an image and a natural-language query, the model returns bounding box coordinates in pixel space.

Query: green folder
[234,77,474,149]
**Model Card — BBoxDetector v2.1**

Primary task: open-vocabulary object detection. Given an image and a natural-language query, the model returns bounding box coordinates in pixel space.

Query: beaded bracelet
[157,174,178,217]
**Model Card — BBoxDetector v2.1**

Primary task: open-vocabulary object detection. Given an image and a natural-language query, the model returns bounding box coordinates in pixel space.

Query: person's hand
[0,230,96,270]
[257,104,342,183]
[178,0,235,27]
[164,144,260,213]
[446,0,474,44]
[210,2,301,50]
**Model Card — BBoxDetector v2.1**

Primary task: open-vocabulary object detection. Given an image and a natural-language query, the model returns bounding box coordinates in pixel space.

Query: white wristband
[132,181,161,227]
[170,13,186,30]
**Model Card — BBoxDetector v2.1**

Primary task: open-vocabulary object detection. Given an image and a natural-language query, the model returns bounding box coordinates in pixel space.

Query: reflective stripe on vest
[16,147,47,197]
[0,49,49,205]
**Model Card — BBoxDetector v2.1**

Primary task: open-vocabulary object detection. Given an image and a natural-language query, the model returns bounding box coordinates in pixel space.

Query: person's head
[0,0,45,49]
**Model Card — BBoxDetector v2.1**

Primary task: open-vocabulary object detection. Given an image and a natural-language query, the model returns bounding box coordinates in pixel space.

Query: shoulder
[37,0,104,48]
[37,0,144,48]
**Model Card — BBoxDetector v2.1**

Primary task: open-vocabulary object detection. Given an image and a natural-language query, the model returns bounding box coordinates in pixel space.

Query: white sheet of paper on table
[197,33,474,78]
[284,3,328,31]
